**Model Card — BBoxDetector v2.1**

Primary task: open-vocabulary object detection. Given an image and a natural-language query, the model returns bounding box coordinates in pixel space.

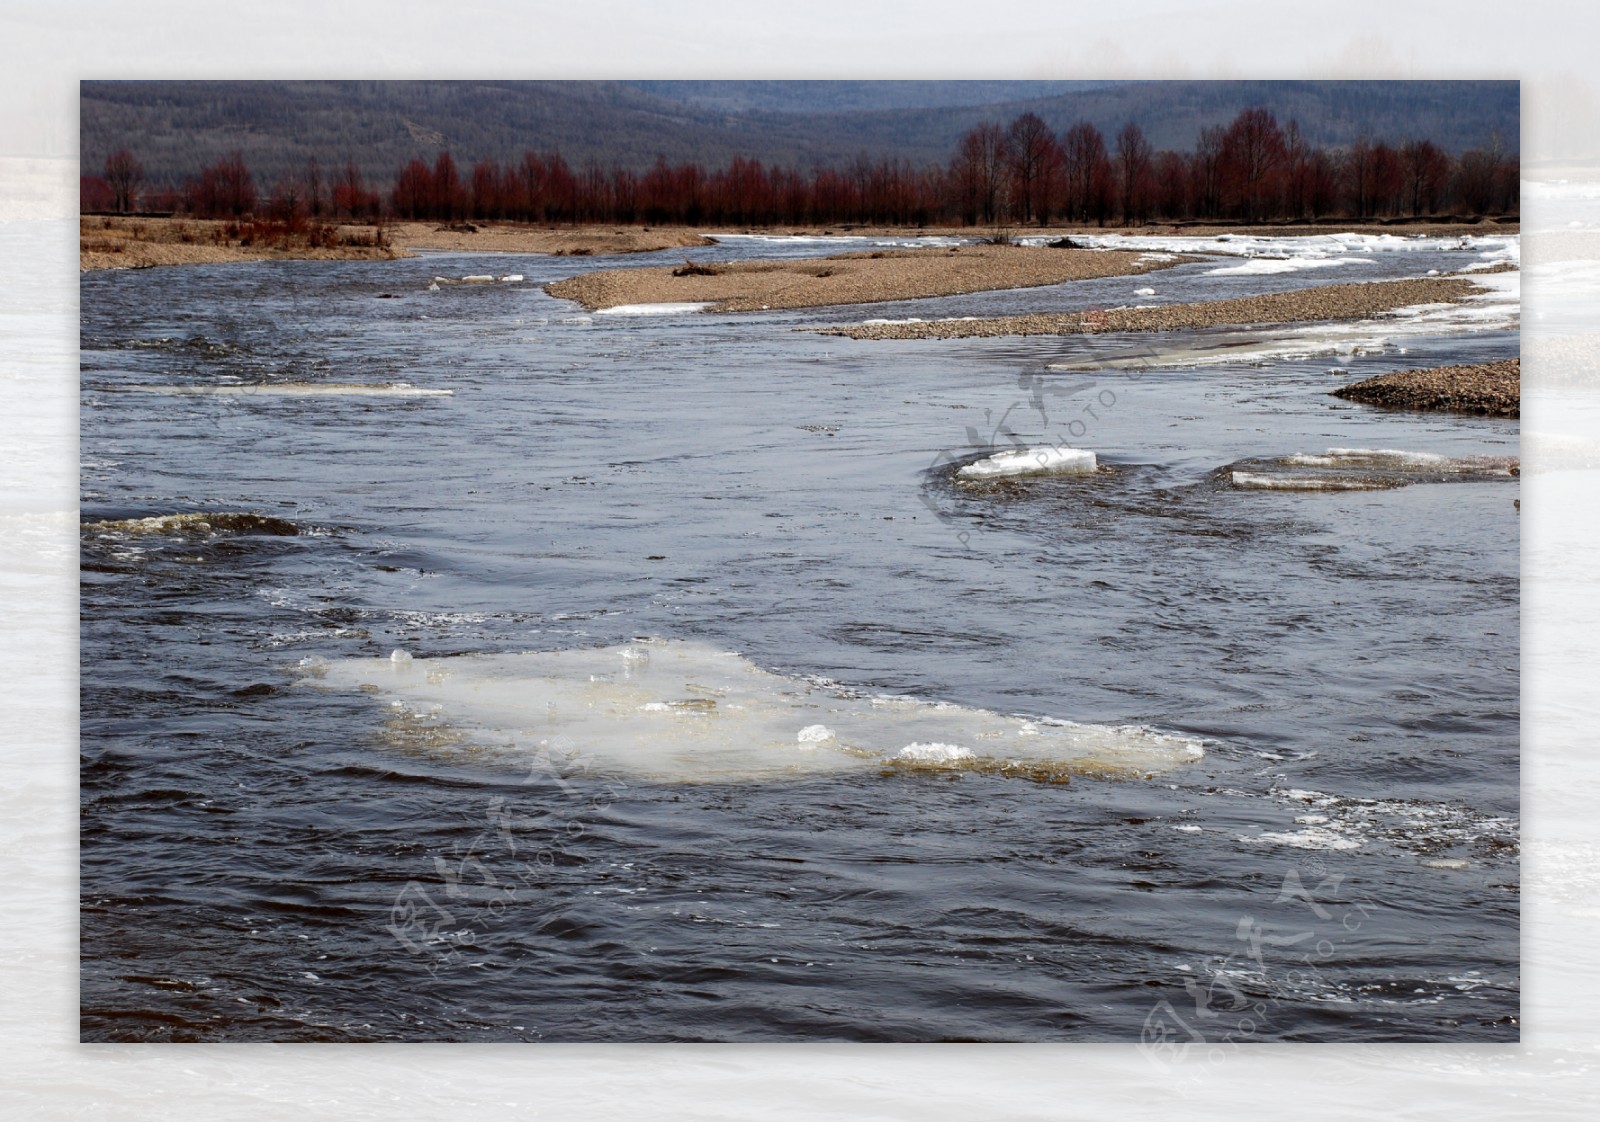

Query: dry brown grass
[80,215,412,272]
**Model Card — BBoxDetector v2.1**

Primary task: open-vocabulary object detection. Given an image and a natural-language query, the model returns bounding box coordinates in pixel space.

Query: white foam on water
[593,302,712,316]
[957,446,1097,480]
[1243,826,1363,851]
[1133,286,1157,296]
[313,638,1204,783]
[114,383,452,398]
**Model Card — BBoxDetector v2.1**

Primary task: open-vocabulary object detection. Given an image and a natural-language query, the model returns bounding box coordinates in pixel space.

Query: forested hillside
[82,79,1519,191]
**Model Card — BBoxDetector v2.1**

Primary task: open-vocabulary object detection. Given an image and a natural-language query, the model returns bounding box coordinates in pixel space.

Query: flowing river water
[79,231,1519,1042]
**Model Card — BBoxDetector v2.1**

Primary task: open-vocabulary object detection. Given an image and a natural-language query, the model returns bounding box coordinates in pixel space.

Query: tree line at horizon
[82,107,1519,228]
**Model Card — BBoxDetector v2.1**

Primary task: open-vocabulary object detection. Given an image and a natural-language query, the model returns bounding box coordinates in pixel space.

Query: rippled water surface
[80,235,1519,1041]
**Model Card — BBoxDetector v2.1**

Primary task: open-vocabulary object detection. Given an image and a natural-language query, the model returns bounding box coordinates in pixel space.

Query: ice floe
[1225,448,1518,493]
[957,446,1097,480]
[1203,255,1376,276]
[593,302,713,316]
[313,637,1204,783]
[1052,231,1519,267]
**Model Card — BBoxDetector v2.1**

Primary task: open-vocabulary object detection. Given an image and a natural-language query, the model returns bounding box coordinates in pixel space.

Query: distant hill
[81,79,1519,190]
[620,80,1118,114]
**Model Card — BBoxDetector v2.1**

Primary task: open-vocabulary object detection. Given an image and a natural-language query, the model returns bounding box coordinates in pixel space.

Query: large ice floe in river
[956,446,1097,480]
[309,638,1203,783]
[1223,448,1518,492]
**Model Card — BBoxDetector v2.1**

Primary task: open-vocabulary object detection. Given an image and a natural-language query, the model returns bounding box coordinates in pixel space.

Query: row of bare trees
[83,150,384,222]
[83,107,1518,226]
[948,109,1517,225]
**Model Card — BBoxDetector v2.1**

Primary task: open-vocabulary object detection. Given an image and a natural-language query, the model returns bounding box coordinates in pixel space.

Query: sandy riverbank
[391,222,715,255]
[714,220,1516,240]
[80,216,411,271]
[80,216,715,272]
[1331,358,1520,417]
[820,277,1487,340]
[545,243,1195,312]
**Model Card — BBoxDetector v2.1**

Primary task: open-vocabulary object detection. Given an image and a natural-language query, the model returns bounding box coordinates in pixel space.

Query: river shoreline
[544,244,1197,312]
[819,277,1491,340]
[79,215,1517,273]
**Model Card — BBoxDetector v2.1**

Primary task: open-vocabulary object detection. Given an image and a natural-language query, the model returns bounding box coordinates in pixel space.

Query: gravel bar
[1331,358,1520,418]
[819,277,1484,340]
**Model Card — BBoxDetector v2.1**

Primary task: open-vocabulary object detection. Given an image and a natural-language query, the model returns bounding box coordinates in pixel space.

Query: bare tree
[1219,107,1286,221]
[1115,122,1153,226]
[1345,136,1376,218]
[305,158,326,218]
[1192,125,1224,219]
[950,123,1009,225]
[1006,112,1061,225]
[1061,121,1109,224]
[1282,119,1310,221]
[1400,140,1450,216]
[104,149,143,214]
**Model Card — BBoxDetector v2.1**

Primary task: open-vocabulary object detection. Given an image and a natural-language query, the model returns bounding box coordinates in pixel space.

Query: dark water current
[80,234,1519,1041]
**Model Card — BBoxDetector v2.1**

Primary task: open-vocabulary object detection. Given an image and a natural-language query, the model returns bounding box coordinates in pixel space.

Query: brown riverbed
[545,243,1196,312]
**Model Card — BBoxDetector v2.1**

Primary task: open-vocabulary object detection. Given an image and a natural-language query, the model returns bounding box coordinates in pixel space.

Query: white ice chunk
[958,446,1097,480]
[593,302,713,316]
[895,742,975,764]
[1231,471,1391,491]
[1204,255,1375,276]
[314,638,1204,783]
